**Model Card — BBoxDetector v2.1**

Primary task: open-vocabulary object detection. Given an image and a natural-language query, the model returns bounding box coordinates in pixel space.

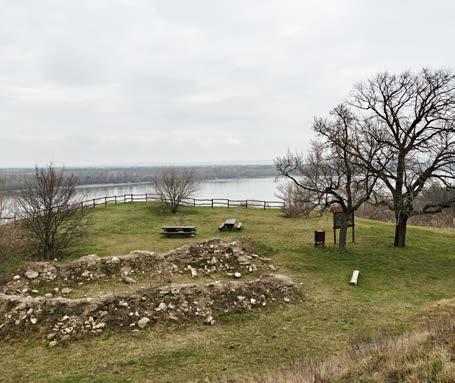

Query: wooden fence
[0,193,285,222]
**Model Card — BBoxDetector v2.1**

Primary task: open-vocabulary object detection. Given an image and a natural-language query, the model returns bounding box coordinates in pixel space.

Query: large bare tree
[349,68,455,247]
[275,105,379,249]
[151,168,200,213]
[16,165,88,259]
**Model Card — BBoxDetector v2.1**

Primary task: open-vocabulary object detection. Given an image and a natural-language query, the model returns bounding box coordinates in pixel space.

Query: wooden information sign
[332,206,355,244]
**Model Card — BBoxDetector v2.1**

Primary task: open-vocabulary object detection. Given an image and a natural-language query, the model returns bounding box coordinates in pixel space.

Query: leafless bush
[276,181,318,218]
[151,168,200,213]
[15,165,88,260]
[357,185,455,228]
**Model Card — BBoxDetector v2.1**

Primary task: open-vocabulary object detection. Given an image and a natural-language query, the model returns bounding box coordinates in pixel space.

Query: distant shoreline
[0,176,278,194]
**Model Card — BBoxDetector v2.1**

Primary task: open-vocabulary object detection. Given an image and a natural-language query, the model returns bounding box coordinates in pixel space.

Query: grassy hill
[1,203,454,382]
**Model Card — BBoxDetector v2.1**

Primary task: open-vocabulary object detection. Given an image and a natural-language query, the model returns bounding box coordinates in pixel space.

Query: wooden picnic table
[218,218,242,231]
[161,226,197,237]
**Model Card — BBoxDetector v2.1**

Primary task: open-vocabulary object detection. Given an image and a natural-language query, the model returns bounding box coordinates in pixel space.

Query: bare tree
[275,105,379,249]
[349,68,455,247]
[151,168,200,213]
[16,165,88,259]
[275,181,319,218]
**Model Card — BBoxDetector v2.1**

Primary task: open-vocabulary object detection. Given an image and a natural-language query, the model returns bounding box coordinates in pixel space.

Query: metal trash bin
[314,230,325,246]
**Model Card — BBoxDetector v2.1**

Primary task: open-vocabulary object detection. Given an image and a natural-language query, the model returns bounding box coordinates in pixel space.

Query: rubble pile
[0,274,297,346]
[165,238,276,278]
[1,251,164,295]
[0,239,300,346]
[2,239,275,296]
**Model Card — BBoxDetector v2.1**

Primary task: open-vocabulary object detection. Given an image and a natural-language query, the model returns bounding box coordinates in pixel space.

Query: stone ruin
[0,239,298,346]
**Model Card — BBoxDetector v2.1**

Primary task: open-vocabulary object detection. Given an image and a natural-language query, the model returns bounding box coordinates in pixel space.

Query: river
[1,177,284,217]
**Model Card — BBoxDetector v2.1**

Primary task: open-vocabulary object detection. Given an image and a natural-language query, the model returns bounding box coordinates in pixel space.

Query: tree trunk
[338,213,348,250]
[338,225,347,250]
[394,212,408,247]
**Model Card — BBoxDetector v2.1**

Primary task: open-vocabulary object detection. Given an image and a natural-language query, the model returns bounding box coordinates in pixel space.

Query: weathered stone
[49,340,58,347]
[237,255,251,265]
[137,317,150,328]
[12,275,20,281]
[122,276,136,284]
[79,254,100,267]
[204,316,216,325]
[30,317,38,324]
[234,272,242,278]
[61,288,73,295]
[155,302,167,312]
[25,270,39,280]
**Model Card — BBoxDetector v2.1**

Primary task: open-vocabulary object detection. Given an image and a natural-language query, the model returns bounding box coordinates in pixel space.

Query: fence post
[264,201,266,209]
[193,198,196,207]
[105,197,107,206]
[227,199,230,208]
[245,200,248,209]
[93,199,96,208]
[131,194,133,202]
[115,196,117,204]
[211,199,214,208]
[145,193,148,202]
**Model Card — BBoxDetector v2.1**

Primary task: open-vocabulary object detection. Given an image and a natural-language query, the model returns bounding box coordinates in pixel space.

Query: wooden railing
[0,193,284,222]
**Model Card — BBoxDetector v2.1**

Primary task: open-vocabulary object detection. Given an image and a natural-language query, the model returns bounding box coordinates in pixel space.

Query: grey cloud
[1,0,454,166]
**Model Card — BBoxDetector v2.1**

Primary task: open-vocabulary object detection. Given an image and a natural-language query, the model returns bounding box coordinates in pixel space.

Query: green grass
[1,202,454,382]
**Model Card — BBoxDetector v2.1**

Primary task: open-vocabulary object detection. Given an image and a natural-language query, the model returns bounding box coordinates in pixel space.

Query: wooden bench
[161,226,197,238]
[218,218,242,231]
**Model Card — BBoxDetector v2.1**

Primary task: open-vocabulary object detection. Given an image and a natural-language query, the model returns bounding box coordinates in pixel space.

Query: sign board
[331,206,355,244]
[333,211,354,229]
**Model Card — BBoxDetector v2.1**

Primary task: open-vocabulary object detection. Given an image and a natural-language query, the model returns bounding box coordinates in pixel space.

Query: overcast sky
[1,0,454,167]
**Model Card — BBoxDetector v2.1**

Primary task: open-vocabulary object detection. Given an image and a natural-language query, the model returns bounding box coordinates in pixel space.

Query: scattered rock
[237,255,251,265]
[155,302,167,312]
[204,316,216,325]
[122,276,137,284]
[137,317,150,329]
[0,239,296,345]
[25,270,39,280]
[12,275,20,281]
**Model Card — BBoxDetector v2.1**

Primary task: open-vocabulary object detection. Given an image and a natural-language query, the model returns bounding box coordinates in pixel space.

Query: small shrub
[276,181,317,218]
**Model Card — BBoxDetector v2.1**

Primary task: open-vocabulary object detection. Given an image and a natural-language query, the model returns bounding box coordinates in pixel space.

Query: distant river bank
[1,177,284,216]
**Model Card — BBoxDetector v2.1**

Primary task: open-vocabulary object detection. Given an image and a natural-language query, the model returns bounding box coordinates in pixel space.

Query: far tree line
[275,68,455,250]
[0,164,277,192]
